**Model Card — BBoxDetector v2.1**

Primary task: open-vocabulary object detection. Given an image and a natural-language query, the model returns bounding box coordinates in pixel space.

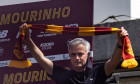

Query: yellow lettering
[39,70,43,81]
[38,10,42,21]
[30,10,38,22]
[3,70,51,84]
[3,73,14,84]
[31,71,39,82]
[43,70,51,80]
[62,6,70,18]
[14,73,22,84]
[43,70,47,80]
[0,13,11,25]
[43,9,52,20]
[52,7,61,19]
[11,12,20,24]
[23,71,31,83]
[0,6,71,26]
[21,11,29,22]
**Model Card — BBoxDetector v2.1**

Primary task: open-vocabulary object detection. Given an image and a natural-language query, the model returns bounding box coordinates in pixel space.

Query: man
[22,23,128,84]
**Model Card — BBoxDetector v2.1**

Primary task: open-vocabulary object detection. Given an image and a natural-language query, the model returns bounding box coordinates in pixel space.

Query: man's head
[68,38,90,71]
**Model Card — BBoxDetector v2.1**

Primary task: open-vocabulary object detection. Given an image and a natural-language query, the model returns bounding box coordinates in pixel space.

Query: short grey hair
[68,38,90,53]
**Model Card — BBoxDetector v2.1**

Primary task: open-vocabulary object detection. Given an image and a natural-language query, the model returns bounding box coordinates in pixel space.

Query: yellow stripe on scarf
[46,25,63,34]
[111,28,120,34]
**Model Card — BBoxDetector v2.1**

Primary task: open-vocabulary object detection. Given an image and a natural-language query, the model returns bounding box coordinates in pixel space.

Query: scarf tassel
[8,27,32,68]
[121,36,138,68]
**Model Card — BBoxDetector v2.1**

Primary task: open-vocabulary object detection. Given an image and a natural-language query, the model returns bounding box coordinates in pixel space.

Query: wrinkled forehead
[69,43,87,52]
[69,42,86,48]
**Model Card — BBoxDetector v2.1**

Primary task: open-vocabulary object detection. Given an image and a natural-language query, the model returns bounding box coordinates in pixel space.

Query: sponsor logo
[40,42,54,50]
[0,30,8,38]
[63,54,69,60]
[0,30,10,42]
[37,32,57,38]
[65,23,79,27]
[47,56,55,61]
[23,45,29,53]
[0,61,8,67]
[0,47,4,56]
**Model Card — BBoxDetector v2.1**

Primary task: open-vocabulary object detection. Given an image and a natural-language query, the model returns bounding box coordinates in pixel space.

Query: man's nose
[75,55,80,59]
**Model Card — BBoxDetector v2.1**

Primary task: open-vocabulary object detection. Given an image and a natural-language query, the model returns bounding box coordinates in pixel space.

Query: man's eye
[77,53,84,56]
[71,53,76,57]
[70,53,84,57]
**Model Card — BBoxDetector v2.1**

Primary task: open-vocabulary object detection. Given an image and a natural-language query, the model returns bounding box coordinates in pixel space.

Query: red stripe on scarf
[62,27,79,35]
[30,24,47,31]
[122,36,134,60]
[95,27,111,35]
[12,35,27,61]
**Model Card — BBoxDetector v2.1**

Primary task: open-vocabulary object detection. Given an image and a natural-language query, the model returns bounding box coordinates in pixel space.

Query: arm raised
[105,27,128,76]
[22,23,53,75]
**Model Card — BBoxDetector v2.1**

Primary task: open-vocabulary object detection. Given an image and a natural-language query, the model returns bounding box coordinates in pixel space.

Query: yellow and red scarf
[8,24,138,69]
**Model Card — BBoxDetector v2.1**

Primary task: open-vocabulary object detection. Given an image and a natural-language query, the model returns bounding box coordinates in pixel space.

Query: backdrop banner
[0,0,93,84]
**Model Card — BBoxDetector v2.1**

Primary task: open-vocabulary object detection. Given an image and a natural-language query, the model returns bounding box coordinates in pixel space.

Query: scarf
[8,24,138,69]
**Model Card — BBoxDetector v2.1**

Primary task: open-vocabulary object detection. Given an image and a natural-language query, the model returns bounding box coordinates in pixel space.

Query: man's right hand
[19,23,31,42]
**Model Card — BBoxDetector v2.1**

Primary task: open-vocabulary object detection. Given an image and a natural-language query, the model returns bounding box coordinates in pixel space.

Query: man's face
[69,44,88,69]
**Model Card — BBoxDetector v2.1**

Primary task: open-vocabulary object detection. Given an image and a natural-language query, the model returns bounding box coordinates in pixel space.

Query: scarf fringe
[121,59,138,68]
[8,59,32,68]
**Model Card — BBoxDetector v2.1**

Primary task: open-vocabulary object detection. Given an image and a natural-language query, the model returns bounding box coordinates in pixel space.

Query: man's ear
[88,52,91,57]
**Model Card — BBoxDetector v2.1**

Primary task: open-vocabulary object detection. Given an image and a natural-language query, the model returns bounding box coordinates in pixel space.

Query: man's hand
[117,27,129,46]
[19,23,31,43]
[105,27,129,76]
